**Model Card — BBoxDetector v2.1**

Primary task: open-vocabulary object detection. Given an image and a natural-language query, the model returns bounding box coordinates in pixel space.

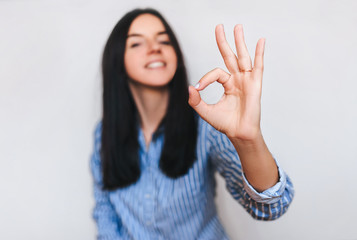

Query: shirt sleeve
[205,120,294,221]
[90,122,123,239]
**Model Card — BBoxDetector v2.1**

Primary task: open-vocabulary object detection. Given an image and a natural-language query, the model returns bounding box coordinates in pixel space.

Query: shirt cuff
[242,158,287,204]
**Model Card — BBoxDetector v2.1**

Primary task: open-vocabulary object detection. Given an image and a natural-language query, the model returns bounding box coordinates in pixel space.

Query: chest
[108,139,216,225]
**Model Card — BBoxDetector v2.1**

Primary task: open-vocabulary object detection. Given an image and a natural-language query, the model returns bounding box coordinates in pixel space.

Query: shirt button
[146,221,152,225]
[145,194,151,198]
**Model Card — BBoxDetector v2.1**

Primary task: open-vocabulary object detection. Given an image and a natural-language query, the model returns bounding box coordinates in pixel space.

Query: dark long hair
[101,8,198,190]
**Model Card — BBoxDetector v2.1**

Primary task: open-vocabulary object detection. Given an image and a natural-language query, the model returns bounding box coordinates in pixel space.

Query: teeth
[147,61,165,69]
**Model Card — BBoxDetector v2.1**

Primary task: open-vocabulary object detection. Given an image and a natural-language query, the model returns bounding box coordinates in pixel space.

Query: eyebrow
[127,31,168,38]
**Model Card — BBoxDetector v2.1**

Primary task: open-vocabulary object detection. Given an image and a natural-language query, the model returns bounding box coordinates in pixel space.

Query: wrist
[228,129,263,148]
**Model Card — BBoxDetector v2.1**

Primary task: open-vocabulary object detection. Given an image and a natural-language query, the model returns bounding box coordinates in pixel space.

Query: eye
[130,43,141,48]
[159,41,171,45]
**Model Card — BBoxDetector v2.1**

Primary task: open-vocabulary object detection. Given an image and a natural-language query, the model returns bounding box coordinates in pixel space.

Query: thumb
[188,85,201,107]
[188,85,210,121]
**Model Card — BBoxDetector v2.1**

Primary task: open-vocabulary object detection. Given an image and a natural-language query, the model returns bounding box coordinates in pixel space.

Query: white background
[1,0,356,239]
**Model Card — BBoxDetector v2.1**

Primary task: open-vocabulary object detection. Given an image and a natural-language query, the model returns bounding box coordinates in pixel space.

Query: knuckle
[214,67,224,74]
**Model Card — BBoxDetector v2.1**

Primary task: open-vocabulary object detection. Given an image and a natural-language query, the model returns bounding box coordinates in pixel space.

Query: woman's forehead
[127,14,166,36]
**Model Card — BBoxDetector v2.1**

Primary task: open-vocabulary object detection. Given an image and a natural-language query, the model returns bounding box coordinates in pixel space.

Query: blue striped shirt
[90,117,294,240]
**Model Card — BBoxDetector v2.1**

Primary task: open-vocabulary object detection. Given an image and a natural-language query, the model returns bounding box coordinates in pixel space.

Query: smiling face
[124,14,178,88]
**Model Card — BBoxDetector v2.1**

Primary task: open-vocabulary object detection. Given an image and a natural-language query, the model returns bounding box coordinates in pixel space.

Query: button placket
[143,144,156,226]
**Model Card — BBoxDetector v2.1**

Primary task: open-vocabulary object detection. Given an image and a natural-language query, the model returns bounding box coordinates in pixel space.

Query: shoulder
[90,120,104,182]
[91,120,102,165]
[196,115,214,136]
[94,120,102,141]
[93,120,103,150]
[196,115,224,142]
[196,115,224,152]
[197,116,235,155]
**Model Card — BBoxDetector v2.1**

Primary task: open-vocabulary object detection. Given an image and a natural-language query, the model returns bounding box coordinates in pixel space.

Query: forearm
[228,132,278,192]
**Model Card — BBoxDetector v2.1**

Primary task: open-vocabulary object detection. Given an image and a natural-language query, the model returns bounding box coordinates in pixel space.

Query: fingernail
[195,83,200,89]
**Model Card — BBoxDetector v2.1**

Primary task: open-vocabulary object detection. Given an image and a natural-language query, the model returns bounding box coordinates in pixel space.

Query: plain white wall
[1,0,356,239]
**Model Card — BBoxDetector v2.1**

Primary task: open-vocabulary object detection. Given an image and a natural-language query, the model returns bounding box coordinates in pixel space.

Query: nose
[147,40,161,54]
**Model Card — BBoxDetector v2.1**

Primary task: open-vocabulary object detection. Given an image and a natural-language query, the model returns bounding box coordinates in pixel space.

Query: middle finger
[234,24,252,71]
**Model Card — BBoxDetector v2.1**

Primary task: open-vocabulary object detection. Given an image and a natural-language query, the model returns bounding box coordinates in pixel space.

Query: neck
[128,82,169,146]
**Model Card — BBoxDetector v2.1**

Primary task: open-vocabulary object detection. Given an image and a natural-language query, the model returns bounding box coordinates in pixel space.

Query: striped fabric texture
[90,117,294,240]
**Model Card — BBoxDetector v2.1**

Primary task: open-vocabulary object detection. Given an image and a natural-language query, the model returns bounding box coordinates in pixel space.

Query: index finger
[215,24,239,74]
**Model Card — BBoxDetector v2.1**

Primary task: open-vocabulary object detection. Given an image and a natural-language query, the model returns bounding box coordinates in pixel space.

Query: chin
[129,78,171,89]
[146,81,172,89]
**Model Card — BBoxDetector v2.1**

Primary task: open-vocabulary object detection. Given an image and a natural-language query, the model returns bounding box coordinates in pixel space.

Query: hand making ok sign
[188,24,266,141]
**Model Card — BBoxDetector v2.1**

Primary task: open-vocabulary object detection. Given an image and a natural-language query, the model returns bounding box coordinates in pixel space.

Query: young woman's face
[124,14,178,88]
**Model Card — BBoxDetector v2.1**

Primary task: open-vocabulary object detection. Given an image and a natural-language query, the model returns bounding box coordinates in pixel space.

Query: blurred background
[1,0,356,239]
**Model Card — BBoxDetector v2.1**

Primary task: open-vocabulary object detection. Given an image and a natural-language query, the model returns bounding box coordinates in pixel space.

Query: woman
[90,8,294,240]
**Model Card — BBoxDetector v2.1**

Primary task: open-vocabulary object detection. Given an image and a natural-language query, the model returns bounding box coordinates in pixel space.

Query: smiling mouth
[146,61,166,69]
